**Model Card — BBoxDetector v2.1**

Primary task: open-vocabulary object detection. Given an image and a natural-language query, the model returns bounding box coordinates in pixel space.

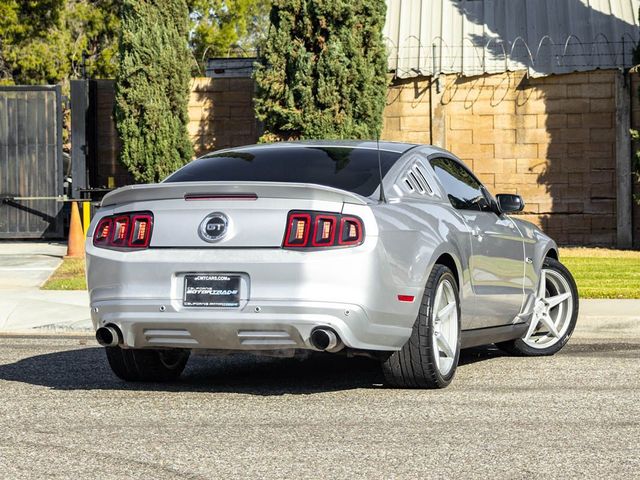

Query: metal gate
[0,85,64,238]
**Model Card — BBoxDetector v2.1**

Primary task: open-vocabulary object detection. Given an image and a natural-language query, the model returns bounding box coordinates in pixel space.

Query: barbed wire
[385,33,640,77]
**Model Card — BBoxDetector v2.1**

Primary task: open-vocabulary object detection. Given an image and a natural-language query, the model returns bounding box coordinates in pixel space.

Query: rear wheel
[382,265,461,388]
[105,347,190,382]
[497,257,578,356]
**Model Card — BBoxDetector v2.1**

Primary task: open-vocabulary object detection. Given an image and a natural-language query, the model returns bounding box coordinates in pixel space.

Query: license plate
[183,274,240,307]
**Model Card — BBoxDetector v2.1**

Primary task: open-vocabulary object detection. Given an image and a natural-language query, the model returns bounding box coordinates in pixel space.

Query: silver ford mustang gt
[86,141,578,388]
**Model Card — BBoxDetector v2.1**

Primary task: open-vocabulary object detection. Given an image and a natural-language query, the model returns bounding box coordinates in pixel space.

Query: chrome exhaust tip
[310,328,343,352]
[96,325,122,347]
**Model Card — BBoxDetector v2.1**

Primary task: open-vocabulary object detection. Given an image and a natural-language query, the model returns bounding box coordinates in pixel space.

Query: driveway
[0,242,91,332]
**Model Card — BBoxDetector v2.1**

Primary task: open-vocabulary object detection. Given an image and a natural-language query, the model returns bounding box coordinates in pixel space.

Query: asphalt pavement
[1,241,638,478]
[0,331,638,479]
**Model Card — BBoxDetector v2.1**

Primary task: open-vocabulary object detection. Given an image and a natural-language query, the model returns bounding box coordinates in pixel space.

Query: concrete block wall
[188,77,258,156]
[382,69,629,246]
[383,78,431,144]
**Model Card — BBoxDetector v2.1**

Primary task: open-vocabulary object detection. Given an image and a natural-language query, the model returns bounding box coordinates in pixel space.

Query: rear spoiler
[100,181,370,207]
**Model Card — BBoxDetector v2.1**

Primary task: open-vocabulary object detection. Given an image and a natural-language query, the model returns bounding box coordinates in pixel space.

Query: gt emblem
[199,213,229,242]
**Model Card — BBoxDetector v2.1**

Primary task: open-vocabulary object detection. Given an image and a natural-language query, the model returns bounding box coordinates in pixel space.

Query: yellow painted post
[82,201,91,237]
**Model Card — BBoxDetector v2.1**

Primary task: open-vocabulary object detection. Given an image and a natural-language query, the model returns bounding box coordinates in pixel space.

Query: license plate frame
[183,274,241,308]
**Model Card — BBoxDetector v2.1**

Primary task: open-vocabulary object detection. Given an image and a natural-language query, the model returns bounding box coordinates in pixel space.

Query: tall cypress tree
[115,0,193,183]
[254,0,388,141]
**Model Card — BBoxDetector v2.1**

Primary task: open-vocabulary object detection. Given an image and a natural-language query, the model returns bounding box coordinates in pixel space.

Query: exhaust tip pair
[97,324,343,352]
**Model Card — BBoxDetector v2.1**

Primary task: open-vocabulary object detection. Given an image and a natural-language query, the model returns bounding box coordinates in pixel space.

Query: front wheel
[105,347,190,382]
[382,264,461,388]
[497,257,579,356]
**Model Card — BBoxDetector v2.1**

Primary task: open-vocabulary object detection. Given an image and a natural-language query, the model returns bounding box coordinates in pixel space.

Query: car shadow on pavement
[0,344,506,395]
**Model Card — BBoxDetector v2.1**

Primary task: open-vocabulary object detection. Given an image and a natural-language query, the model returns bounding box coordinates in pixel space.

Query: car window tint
[164,146,401,197]
[429,157,487,211]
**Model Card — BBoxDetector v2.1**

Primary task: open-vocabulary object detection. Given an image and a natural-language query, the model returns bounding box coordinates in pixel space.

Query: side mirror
[496,194,524,213]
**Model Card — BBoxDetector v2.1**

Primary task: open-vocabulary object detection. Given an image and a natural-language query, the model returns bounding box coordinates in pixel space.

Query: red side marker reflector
[397,295,415,302]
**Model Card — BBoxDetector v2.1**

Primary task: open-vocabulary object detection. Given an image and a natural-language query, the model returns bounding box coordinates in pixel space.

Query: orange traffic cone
[65,201,85,258]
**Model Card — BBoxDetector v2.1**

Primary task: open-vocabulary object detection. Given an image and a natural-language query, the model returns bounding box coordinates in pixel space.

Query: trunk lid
[100,182,370,248]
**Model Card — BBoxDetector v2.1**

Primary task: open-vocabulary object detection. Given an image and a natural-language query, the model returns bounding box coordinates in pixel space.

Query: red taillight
[111,216,130,246]
[129,214,153,247]
[93,211,153,250]
[311,215,337,247]
[338,217,364,246]
[94,218,112,243]
[283,213,311,247]
[283,211,364,249]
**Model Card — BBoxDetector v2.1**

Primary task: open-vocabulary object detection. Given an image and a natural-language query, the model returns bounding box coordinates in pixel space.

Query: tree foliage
[64,0,120,79]
[0,0,119,85]
[0,0,268,84]
[188,0,270,71]
[254,0,388,141]
[114,0,193,183]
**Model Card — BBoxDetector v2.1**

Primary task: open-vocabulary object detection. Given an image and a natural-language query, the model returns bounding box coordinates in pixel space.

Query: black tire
[497,257,579,356]
[381,264,461,389]
[105,347,190,382]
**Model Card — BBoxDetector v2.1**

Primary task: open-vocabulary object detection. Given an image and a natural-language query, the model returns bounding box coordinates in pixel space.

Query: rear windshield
[164,146,402,197]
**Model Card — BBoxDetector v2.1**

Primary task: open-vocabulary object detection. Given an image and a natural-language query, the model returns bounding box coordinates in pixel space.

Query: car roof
[212,140,420,155]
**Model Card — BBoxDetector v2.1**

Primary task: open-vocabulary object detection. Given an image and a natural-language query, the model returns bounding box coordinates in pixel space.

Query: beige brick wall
[383,70,620,246]
[383,77,431,145]
[188,77,258,156]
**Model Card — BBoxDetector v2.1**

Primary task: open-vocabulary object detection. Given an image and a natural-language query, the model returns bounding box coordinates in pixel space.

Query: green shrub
[114,0,193,183]
[254,0,388,141]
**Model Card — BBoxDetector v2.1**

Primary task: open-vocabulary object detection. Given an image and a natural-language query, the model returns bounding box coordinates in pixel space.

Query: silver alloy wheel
[523,268,574,349]
[432,279,458,375]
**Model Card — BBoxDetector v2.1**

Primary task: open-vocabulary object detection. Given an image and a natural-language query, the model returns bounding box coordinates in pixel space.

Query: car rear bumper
[86,244,421,351]
[90,299,410,351]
